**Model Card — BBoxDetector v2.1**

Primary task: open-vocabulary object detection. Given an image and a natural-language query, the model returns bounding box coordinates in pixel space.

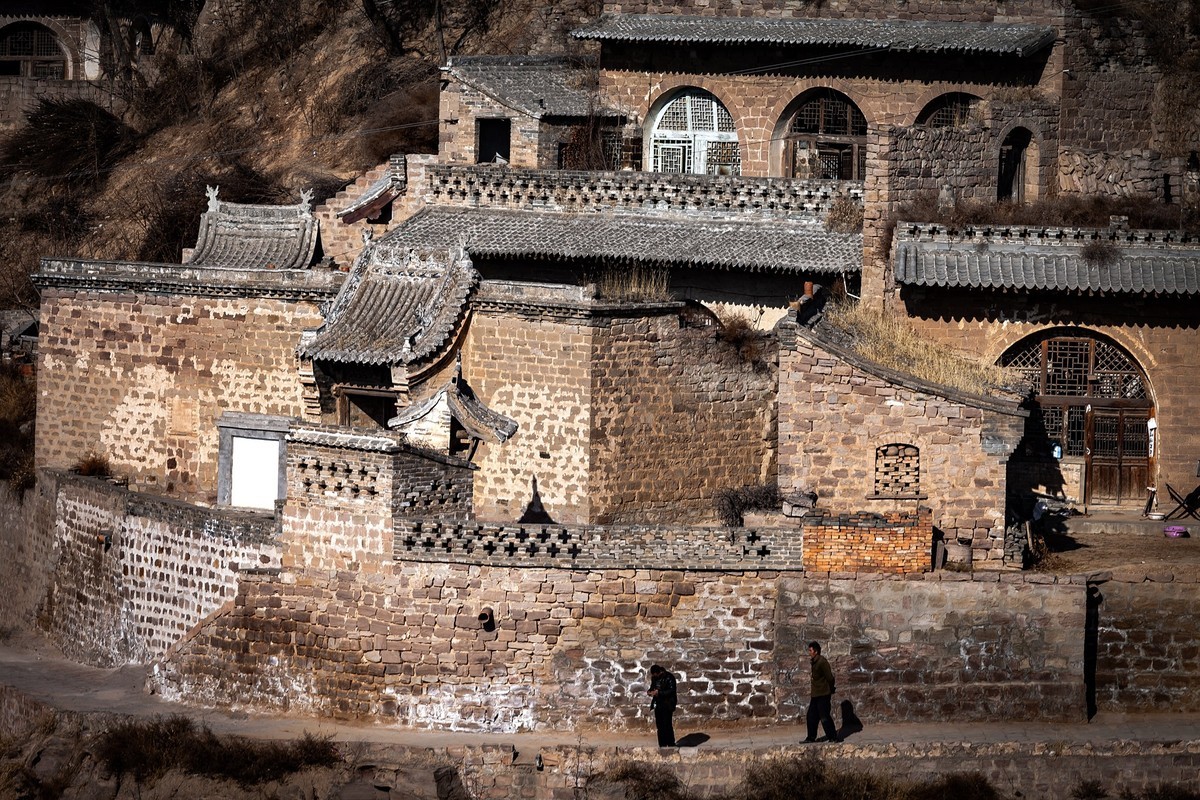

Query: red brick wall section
[801,508,932,574]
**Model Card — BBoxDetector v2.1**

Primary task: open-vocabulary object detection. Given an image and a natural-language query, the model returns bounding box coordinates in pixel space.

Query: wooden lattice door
[1086,408,1151,506]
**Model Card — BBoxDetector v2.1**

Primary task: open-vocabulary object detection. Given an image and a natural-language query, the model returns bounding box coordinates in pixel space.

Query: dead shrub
[0,362,35,498]
[0,99,135,187]
[820,300,1025,398]
[1081,238,1120,267]
[591,760,693,800]
[825,193,864,233]
[895,190,1198,233]
[593,265,672,303]
[717,312,769,365]
[715,483,780,527]
[94,714,339,786]
[72,453,112,478]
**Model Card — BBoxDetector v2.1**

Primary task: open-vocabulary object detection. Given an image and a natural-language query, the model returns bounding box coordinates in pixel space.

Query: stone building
[19,0,1200,734]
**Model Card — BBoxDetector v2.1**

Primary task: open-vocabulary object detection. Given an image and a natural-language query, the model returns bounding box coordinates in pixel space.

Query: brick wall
[1092,569,1200,713]
[150,565,1085,728]
[2,470,280,667]
[777,319,1027,563]
[589,313,776,524]
[282,426,474,571]
[439,75,549,168]
[34,264,340,502]
[800,509,932,574]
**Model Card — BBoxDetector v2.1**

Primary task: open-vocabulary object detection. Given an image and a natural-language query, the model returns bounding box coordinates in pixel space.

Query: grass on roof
[820,301,1026,398]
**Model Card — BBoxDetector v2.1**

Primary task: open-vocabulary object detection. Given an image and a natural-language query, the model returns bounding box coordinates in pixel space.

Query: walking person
[804,641,841,743]
[647,664,678,747]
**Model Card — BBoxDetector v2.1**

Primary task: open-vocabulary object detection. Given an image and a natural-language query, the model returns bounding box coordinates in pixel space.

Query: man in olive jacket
[804,641,841,743]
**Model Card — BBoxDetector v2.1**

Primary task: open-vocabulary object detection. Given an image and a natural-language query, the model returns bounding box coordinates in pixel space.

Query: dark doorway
[998,127,1033,202]
[477,118,511,164]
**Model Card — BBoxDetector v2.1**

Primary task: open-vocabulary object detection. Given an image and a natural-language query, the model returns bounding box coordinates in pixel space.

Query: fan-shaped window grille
[1001,336,1147,400]
[917,93,981,128]
[649,90,740,176]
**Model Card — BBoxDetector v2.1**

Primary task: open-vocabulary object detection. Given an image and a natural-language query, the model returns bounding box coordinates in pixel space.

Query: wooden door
[1087,408,1151,506]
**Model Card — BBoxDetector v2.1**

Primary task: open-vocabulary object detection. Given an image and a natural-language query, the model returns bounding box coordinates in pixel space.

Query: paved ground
[3,631,1198,752]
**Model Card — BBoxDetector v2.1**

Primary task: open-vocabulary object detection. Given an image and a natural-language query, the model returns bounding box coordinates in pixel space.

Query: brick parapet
[801,508,933,574]
[896,221,1200,248]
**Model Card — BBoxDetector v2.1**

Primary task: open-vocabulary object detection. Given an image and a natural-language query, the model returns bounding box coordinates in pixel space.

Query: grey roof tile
[443,55,611,119]
[894,239,1200,295]
[573,15,1057,57]
[298,243,477,366]
[186,186,319,270]
[383,206,861,274]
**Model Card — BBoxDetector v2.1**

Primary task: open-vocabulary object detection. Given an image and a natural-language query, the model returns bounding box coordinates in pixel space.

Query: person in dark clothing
[647,664,678,747]
[804,641,841,743]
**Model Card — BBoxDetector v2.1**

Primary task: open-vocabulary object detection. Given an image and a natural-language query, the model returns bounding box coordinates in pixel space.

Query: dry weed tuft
[820,301,1025,398]
[715,483,780,527]
[593,265,672,302]
[825,194,864,233]
[1081,238,1120,267]
[73,453,112,478]
[717,312,770,365]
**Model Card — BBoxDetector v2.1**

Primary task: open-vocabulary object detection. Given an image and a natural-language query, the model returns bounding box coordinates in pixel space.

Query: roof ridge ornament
[206,185,220,213]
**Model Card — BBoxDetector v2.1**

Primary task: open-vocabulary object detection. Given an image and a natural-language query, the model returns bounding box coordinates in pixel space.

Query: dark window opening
[477,118,511,164]
[917,93,981,128]
[0,23,66,79]
[785,89,867,180]
[334,386,398,429]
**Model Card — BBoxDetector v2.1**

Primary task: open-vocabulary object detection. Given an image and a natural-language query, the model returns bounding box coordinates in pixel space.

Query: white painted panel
[230,436,280,510]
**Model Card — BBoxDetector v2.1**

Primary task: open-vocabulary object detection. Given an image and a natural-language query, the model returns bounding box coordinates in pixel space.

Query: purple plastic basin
[1164,525,1189,538]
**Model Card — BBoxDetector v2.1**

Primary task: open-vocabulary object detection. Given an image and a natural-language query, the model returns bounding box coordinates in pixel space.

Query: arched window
[784,89,867,180]
[917,92,981,128]
[129,18,154,59]
[0,22,66,79]
[999,127,1035,203]
[1001,331,1152,506]
[648,89,740,176]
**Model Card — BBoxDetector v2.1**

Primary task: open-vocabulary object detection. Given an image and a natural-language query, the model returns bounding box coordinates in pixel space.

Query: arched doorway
[1001,331,1154,507]
[647,89,740,176]
[780,88,867,180]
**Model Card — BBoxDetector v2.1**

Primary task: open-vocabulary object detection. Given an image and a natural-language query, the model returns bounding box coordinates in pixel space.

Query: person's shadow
[675,733,710,748]
[837,700,864,740]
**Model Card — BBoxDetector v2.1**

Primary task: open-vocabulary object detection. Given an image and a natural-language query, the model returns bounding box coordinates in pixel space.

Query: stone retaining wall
[150,565,1084,729]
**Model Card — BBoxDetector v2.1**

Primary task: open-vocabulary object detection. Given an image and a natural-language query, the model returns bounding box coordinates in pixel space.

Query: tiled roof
[573,15,1057,57]
[186,186,320,270]
[390,361,518,444]
[443,56,611,119]
[894,237,1200,295]
[384,207,861,274]
[297,242,478,366]
[339,155,407,224]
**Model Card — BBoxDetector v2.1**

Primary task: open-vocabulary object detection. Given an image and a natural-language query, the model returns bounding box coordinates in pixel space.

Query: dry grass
[896,190,1197,233]
[820,301,1025,398]
[825,194,864,234]
[94,715,339,786]
[593,265,671,302]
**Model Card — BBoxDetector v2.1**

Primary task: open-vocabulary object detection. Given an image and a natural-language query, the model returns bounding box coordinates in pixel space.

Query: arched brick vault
[0,18,82,79]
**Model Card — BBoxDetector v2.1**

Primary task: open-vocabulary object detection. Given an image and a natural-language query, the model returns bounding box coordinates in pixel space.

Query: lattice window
[705,141,741,175]
[785,89,867,180]
[919,93,981,129]
[1002,335,1148,400]
[650,90,738,176]
[0,24,65,79]
[875,443,920,496]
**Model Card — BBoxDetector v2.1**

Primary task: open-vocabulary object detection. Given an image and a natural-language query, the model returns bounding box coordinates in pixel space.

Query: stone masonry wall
[896,274,1200,502]
[8,470,280,668]
[462,304,595,524]
[1092,568,1200,713]
[777,320,1027,563]
[439,74,546,169]
[281,427,474,571]
[589,312,777,524]
[35,285,329,502]
[151,565,1084,729]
